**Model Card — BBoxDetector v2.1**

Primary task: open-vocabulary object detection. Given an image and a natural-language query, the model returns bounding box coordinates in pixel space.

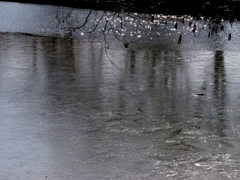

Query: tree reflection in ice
[55,7,234,48]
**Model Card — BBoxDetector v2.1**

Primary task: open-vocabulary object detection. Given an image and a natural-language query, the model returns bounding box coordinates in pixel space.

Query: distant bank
[1,0,240,20]
[0,0,119,10]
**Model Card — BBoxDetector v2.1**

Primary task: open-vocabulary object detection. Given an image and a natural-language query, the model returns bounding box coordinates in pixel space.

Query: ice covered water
[1,1,240,180]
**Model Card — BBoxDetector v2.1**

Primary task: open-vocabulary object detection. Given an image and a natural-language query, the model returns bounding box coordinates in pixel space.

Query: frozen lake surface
[1,1,240,180]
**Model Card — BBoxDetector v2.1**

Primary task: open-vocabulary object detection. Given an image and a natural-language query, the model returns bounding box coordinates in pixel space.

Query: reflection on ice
[0,33,240,179]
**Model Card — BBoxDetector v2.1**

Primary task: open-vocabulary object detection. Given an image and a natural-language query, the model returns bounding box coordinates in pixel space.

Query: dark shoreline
[1,0,119,11]
[2,0,240,20]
